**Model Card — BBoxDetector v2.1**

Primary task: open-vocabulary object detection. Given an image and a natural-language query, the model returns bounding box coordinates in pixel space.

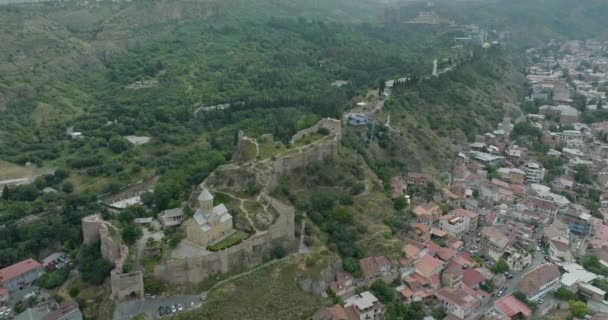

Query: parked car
[171,305,177,313]
[159,307,165,316]
[177,304,183,311]
[538,298,544,304]
[544,255,550,261]
[165,306,171,315]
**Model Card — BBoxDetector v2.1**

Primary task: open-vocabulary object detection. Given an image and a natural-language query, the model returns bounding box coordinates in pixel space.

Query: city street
[480,232,550,315]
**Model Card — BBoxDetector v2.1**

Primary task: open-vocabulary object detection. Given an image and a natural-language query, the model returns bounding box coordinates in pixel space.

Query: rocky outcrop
[297,255,342,296]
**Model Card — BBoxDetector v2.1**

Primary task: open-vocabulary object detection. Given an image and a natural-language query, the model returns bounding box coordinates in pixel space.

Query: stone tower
[198,189,214,214]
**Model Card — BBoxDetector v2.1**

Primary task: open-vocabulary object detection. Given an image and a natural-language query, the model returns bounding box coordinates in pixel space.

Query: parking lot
[114,294,205,319]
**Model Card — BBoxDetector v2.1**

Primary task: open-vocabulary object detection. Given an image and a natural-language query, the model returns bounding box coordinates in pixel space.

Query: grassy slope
[175,254,331,320]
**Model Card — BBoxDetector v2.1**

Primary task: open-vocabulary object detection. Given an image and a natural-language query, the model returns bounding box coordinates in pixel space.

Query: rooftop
[495,294,533,318]
[0,258,41,283]
[517,264,560,297]
[344,291,378,312]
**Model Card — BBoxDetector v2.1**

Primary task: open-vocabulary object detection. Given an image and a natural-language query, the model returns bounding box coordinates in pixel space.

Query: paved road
[480,234,548,315]
[114,295,202,320]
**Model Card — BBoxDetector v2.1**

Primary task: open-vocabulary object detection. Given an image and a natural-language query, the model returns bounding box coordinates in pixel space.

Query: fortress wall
[271,137,340,186]
[291,118,342,144]
[153,194,296,285]
[153,119,340,285]
[82,216,101,245]
[81,215,144,301]
[99,225,122,264]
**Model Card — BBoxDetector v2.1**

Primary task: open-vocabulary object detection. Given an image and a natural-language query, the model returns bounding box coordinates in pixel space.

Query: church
[184,188,233,247]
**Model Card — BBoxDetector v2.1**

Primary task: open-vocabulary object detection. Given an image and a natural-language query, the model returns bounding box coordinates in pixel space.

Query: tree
[554,287,575,300]
[572,93,587,112]
[108,136,129,153]
[140,191,155,207]
[490,259,509,273]
[513,291,527,302]
[432,307,446,319]
[370,280,395,304]
[271,245,286,259]
[62,182,74,194]
[2,185,10,200]
[393,197,407,211]
[574,164,592,184]
[385,302,425,320]
[598,98,604,109]
[379,79,386,95]
[121,223,143,245]
[343,257,362,278]
[569,300,588,318]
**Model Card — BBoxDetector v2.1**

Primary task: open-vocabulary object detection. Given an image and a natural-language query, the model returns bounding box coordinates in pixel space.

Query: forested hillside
[435,0,608,47]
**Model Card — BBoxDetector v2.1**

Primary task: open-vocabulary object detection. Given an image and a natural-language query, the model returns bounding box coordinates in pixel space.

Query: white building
[522,162,545,183]
[344,291,385,320]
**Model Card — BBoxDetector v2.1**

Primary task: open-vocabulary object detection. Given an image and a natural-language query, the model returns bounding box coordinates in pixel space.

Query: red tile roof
[416,254,444,277]
[436,247,456,261]
[0,286,7,296]
[495,294,533,318]
[463,268,485,287]
[450,208,479,219]
[0,258,41,283]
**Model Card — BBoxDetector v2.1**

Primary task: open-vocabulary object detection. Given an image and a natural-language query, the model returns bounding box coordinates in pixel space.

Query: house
[403,239,429,263]
[313,305,349,320]
[330,272,355,298]
[405,172,431,186]
[313,292,385,320]
[414,254,445,289]
[184,189,233,247]
[497,168,526,185]
[438,215,470,238]
[450,208,479,233]
[391,176,406,199]
[344,291,385,320]
[359,256,393,283]
[479,227,512,261]
[543,220,569,243]
[462,268,485,289]
[526,197,559,219]
[470,151,505,166]
[560,263,598,291]
[549,237,573,262]
[562,209,593,236]
[443,188,464,207]
[494,294,533,319]
[517,264,561,301]
[434,286,481,320]
[505,250,532,271]
[43,301,83,320]
[552,177,574,191]
[0,258,43,293]
[441,261,463,288]
[521,162,545,183]
[413,202,442,226]
[407,224,431,243]
[158,208,184,227]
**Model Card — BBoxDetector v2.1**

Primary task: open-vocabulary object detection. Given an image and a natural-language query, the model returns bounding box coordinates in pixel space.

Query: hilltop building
[185,189,233,247]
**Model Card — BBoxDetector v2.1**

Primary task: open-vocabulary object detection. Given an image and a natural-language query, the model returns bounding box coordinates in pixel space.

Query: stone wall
[153,194,296,284]
[81,215,144,301]
[290,118,342,144]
